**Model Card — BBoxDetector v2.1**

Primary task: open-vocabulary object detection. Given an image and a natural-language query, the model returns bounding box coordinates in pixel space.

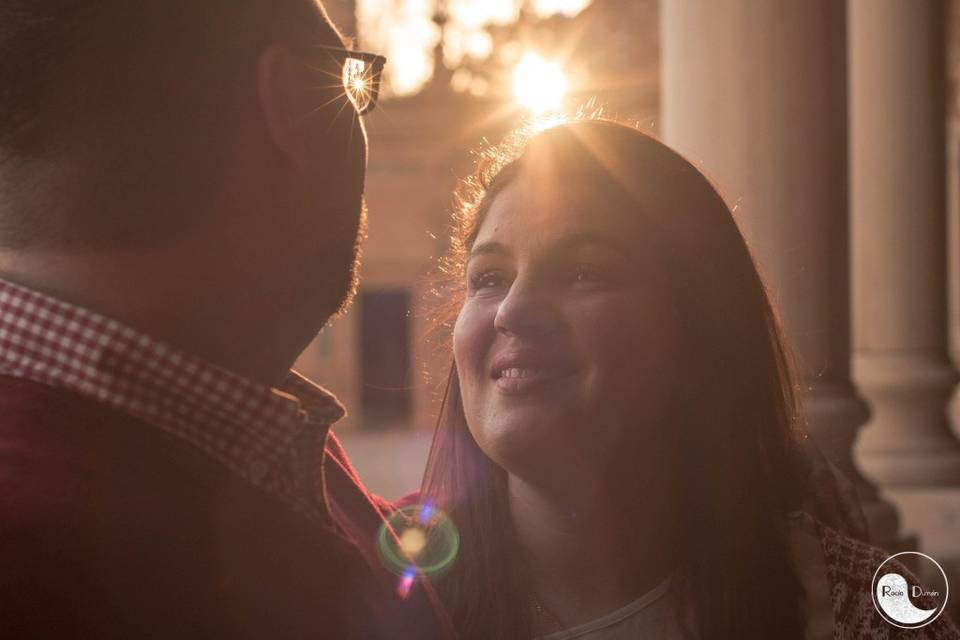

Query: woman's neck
[508,474,677,633]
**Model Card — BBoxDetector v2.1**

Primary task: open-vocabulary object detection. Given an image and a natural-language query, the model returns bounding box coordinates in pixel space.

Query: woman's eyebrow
[553,233,633,259]
[467,234,633,264]
[467,241,511,262]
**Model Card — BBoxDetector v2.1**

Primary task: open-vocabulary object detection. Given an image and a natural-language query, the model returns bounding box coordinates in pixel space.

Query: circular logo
[872,552,949,629]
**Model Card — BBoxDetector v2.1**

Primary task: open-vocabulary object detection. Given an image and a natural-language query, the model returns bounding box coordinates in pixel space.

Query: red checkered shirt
[0,277,345,523]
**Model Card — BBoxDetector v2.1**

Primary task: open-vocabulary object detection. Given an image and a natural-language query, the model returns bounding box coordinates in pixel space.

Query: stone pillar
[660,0,901,545]
[850,0,960,488]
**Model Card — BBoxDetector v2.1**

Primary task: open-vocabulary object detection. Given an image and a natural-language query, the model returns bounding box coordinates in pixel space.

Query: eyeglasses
[298,45,387,116]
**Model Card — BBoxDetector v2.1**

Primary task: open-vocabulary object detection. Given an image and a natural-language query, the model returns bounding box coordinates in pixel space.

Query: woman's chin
[478,413,579,470]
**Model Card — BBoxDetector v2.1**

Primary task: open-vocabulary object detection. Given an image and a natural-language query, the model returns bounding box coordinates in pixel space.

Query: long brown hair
[421,118,808,639]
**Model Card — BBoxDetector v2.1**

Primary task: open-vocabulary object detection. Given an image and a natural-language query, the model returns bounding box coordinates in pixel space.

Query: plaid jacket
[0,277,451,638]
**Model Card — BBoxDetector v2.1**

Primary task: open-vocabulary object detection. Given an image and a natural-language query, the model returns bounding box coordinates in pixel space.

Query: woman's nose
[493,279,562,338]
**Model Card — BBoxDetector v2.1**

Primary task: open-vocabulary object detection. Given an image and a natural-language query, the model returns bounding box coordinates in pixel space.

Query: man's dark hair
[0,0,340,248]
[0,0,334,153]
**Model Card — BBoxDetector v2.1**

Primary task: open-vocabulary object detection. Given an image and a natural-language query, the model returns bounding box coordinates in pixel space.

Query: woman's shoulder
[805,516,958,639]
[387,491,422,511]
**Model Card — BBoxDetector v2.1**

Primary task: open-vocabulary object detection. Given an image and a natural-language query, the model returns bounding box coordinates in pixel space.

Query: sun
[512,52,568,114]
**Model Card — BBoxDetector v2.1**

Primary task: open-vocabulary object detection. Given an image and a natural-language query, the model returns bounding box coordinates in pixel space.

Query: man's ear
[256,44,309,165]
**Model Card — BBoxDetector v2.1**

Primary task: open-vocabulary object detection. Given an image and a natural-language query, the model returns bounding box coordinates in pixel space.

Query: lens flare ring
[377,504,460,578]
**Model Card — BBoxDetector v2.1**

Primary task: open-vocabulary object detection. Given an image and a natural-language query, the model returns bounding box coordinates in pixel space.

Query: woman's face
[453,169,683,486]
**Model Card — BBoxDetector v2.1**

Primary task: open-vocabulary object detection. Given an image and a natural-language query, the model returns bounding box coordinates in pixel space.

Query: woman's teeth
[500,368,553,379]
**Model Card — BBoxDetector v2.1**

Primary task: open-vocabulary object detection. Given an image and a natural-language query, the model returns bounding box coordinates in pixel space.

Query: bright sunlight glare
[531,0,592,18]
[358,0,593,97]
[512,52,568,114]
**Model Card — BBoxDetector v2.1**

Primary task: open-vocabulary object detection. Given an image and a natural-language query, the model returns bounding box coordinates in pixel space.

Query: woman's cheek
[578,297,666,386]
[453,299,494,381]
[572,296,638,349]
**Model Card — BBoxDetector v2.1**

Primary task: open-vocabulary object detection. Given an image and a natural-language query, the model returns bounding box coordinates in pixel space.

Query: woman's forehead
[475,174,640,247]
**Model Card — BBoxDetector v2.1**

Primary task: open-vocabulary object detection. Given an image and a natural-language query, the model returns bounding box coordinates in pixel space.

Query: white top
[539,512,833,640]
[540,574,688,640]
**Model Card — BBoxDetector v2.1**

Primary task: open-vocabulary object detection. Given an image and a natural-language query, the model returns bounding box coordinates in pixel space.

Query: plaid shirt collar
[0,277,345,521]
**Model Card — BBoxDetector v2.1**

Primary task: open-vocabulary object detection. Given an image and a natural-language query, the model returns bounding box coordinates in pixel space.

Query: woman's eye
[573,265,605,284]
[468,271,508,292]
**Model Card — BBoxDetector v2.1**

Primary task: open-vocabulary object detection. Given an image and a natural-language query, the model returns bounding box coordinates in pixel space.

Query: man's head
[0,0,374,378]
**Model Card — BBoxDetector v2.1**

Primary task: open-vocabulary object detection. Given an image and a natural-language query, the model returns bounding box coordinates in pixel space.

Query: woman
[410,118,955,639]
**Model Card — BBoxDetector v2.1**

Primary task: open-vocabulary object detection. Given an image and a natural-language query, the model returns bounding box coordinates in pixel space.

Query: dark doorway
[358,289,412,428]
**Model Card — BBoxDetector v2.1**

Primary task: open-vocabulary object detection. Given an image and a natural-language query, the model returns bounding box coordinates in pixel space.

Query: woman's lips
[492,367,577,394]
[489,347,579,394]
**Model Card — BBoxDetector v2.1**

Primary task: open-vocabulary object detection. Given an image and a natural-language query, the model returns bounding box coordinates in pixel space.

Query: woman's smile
[489,347,581,394]
[493,367,580,394]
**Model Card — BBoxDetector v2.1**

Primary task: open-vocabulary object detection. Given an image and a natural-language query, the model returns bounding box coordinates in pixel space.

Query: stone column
[660,0,901,545]
[850,0,960,488]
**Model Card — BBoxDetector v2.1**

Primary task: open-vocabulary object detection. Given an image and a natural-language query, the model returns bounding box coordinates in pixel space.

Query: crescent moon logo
[872,552,949,629]
[875,572,937,624]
